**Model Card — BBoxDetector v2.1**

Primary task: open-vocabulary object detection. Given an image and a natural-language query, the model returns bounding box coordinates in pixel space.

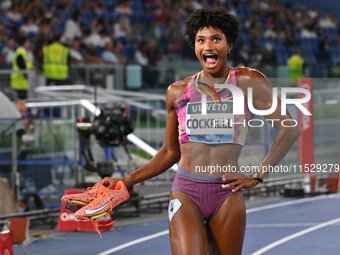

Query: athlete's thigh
[207,191,246,255]
[168,190,209,255]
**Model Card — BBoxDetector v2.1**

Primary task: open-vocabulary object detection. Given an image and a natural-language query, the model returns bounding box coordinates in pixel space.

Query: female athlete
[100,7,300,255]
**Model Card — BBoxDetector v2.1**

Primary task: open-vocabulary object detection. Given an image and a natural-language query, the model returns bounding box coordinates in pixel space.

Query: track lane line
[251,217,340,255]
[246,193,340,214]
[96,230,169,255]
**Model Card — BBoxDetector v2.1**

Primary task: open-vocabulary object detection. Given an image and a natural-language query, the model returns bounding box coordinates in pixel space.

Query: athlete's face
[195,26,232,78]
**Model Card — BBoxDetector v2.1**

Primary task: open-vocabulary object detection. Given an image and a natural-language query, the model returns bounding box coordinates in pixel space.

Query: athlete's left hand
[222,173,260,192]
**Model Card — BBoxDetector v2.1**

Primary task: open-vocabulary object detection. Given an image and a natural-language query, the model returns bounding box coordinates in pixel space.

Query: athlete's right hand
[100,177,120,189]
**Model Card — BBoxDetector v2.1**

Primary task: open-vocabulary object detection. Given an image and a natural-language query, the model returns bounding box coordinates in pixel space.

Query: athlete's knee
[170,237,209,255]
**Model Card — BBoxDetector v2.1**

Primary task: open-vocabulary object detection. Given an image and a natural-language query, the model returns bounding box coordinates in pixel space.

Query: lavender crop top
[175,68,252,145]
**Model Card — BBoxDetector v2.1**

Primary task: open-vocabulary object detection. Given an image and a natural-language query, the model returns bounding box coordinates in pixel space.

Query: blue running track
[13,193,340,255]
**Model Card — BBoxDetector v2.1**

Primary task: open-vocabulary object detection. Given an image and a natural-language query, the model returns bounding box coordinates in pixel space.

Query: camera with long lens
[92,107,133,147]
[77,106,133,147]
[76,106,133,178]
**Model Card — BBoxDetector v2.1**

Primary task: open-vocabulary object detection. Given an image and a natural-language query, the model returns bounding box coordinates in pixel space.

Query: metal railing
[1,75,339,204]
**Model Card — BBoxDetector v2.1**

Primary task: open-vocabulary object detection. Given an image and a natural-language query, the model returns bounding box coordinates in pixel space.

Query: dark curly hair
[184,7,240,48]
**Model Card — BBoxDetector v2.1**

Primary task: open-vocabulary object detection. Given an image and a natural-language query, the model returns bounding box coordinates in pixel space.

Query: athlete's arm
[101,83,181,188]
[224,68,300,191]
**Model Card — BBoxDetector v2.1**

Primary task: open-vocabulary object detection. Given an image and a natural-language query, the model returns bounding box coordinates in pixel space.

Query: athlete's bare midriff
[172,76,242,177]
[178,142,242,177]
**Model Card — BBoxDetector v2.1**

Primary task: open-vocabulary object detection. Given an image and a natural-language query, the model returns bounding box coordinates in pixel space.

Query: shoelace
[90,186,116,238]
[92,219,117,238]
[85,183,102,203]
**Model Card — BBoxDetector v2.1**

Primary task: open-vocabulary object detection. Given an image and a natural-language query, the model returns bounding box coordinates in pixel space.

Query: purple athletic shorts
[171,168,234,221]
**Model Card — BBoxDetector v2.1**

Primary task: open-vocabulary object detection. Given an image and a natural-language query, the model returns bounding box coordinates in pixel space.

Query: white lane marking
[246,193,340,214]
[251,217,340,255]
[248,222,340,228]
[98,193,340,254]
[96,230,169,255]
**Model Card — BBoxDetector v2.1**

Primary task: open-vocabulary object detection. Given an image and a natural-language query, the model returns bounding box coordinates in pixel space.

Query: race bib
[186,101,234,144]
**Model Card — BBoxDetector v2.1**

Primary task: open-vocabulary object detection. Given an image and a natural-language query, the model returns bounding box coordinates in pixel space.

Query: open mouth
[203,53,218,69]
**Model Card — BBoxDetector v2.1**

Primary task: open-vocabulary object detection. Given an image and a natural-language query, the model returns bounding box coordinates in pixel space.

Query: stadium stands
[0,0,339,80]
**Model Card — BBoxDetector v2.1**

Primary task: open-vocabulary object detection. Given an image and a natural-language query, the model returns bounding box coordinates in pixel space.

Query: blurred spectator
[101,41,120,64]
[264,28,276,39]
[0,0,11,10]
[61,11,82,45]
[225,2,237,17]
[68,37,84,83]
[318,14,337,29]
[10,36,33,99]
[42,35,70,85]
[45,4,56,20]
[251,49,263,68]
[69,37,83,63]
[308,5,318,19]
[250,40,263,68]
[283,26,298,47]
[245,13,257,32]
[0,5,11,27]
[264,37,274,53]
[317,35,332,70]
[135,41,158,88]
[135,41,149,66]
[234,43,250,67]
[165,14,183,60]
[336,36,340,47]
[80,0,91,12]
[7,3,22,24]
[287,48,305,86]
[0,24,9,47]
[20,16,39,37]
[48,16,62,37]
[93,0,105,17]
[156,3,170,24]
[145,39,158,65]
[26,0,46,22]
[191,0,206,10]
[83,19,109,47]
[0,38,15,67]
[114,0,133,16]
[114,16,131,44]
[33,20,50,72]
[261,47,275,67]
[301,24,317,38]
[83,43,105,64]
[102,40,128,64]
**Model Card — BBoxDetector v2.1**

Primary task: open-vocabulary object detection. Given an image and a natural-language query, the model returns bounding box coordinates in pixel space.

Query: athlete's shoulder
[235,67,267,79]
[167,76,191,96]
[166,76,192,107]
[235,67,272,97]
[168,76,191,89]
